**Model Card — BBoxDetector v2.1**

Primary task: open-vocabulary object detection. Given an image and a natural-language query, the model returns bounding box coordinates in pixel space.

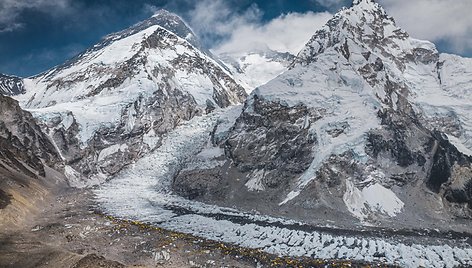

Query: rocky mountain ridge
[0,95,64,227]
[0,73,25,96]
[0,95,61,179]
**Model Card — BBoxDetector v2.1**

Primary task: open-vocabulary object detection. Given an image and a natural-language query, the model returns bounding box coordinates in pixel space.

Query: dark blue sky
[0,0,469,77]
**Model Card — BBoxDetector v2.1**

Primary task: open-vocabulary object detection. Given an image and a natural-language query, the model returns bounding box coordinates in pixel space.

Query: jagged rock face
[0,95,61,178]
[225,95,317,187]
[173,0,472,226]
[427,131,472,215]
[0,74,25,96]
[174,96,318,201]
[0,95,63,226]
[14,11,247,186]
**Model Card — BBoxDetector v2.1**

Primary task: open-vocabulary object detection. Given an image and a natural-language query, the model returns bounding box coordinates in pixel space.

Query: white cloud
[378,0,472,55]
[187,0,262,44]
[214,11,332,55]
[185,0,332,55]
[0,0,71,32]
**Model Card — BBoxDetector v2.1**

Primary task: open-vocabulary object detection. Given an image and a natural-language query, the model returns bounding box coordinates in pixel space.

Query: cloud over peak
[379,0,472,55]
[178,0,331,56]
[214,11,332,55]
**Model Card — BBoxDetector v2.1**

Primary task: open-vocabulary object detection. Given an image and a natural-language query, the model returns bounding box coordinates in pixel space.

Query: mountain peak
[149,9,190,32]
[352,0,376,6]
[292,0,421,67]
[131,9,197,44]
[345,0,393,28]
[144,9,203,51]
[151,9,181,21]
[348,0,388,19]
[85,9,199,53]
[42,9,205,79]
[349,0,384,16]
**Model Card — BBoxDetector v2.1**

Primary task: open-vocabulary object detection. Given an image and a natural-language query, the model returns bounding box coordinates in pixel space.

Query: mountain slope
[0,95,63,228]
[218,48,295,92]
[172,0,472,228]
[0,74,25,96]
[14,10,247,187]
[0,96,60,177]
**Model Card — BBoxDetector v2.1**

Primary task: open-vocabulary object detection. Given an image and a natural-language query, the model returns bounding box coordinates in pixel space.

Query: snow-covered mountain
[173,0,472,229]
[218,47,295,92]
[14,10,247,186]
[0,74,25,96]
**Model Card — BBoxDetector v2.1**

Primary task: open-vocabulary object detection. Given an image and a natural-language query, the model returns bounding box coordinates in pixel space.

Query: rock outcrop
[0,74,25,96]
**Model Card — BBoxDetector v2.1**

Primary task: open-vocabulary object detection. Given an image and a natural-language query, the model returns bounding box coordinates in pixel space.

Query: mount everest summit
[1,0,472,267]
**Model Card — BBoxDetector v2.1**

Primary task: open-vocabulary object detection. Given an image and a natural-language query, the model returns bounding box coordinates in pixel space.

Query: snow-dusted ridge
[0,73,25,96]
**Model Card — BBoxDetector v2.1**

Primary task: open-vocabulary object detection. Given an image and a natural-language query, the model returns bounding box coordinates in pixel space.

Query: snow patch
[344,180,404,220]
[143,129,161,150]
[245,170,266,192]
[279,190,301,205]
[446,134,472,157]
[197,147,224,159]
